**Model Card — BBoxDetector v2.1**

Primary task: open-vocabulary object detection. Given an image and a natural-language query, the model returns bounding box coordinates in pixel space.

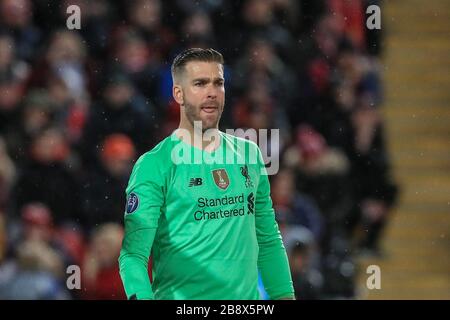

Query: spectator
[283,225,323,300]
[12,127,81,226]
[81,223,126,299]
[0,240,70,299]
[0,0,42,62]
[0,68,24,138]
[179,10,216,49]
[6,89,55,164]
[0,212,6,262]
[231,0,293,61]
[0,136,16,210]
[109,29,162,106]
[0,33,29,87]
[232,37,298,111]
[81,71,157,165]
[80,134,136,229]
[27,29,92,104]
[350,101,398,256]
[272,168,324,242]
[4,202,84,281]
[127,0,176,62]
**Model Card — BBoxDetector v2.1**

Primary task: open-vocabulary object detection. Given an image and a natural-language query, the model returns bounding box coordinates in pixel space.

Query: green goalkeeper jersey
[119,131,294,300]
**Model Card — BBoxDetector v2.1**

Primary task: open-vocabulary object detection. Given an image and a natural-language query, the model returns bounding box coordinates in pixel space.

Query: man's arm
[119,224,157,299]
[118,153,165,300]
[254,147,295,300]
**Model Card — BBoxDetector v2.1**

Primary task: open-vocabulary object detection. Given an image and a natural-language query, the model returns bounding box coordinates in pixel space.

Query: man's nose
[206,84,218,99]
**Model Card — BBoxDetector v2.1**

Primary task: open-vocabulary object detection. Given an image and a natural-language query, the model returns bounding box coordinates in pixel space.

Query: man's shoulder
[221,131,260,151]
[135,134,177,168]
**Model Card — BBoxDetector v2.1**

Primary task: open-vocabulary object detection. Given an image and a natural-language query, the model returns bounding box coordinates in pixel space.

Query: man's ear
[173,84,183,105]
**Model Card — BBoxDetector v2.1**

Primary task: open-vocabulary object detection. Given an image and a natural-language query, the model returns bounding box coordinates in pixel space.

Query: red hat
[21,203,52,227]
[296,125,327,160]
[102,134,136,161]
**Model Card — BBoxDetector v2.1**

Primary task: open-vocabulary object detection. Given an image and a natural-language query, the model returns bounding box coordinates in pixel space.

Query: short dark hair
[171,48,224,83]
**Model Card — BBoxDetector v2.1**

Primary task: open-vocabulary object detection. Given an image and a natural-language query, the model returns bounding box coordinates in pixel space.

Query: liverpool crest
[240,165,254,188]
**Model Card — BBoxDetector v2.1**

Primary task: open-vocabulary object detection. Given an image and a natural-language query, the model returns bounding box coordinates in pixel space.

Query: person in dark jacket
[80,133,136,231]
[12,127,81,226]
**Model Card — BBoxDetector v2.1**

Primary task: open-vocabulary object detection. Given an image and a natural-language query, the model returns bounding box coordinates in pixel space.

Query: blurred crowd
[0,0,398,299]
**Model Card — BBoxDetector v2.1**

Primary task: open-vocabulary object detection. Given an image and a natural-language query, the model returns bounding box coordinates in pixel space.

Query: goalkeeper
[119,48,294,300]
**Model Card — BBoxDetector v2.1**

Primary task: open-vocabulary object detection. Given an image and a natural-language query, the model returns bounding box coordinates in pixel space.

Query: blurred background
[0,0,448,300]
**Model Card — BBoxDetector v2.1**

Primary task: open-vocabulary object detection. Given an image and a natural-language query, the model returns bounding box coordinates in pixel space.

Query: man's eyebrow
[192,77,225,82]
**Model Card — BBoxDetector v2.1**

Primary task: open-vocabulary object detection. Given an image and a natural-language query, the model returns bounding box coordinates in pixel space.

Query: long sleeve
[118,152,166,300]
[119,227,156,299]
[255,149,295,300]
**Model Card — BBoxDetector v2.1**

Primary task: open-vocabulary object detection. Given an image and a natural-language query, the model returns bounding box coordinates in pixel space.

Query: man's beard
[183,96,223,132]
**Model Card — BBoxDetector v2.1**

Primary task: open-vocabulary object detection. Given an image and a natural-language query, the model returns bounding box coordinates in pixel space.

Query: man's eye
[195,82,204,86]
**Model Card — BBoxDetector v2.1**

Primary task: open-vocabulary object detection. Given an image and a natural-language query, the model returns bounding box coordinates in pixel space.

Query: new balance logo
[189,178,203,187]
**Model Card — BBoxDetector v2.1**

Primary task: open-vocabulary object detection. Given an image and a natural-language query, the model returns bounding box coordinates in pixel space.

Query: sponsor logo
[247,192,254,214]
[193,193,255,221]
[189,178,203,187]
